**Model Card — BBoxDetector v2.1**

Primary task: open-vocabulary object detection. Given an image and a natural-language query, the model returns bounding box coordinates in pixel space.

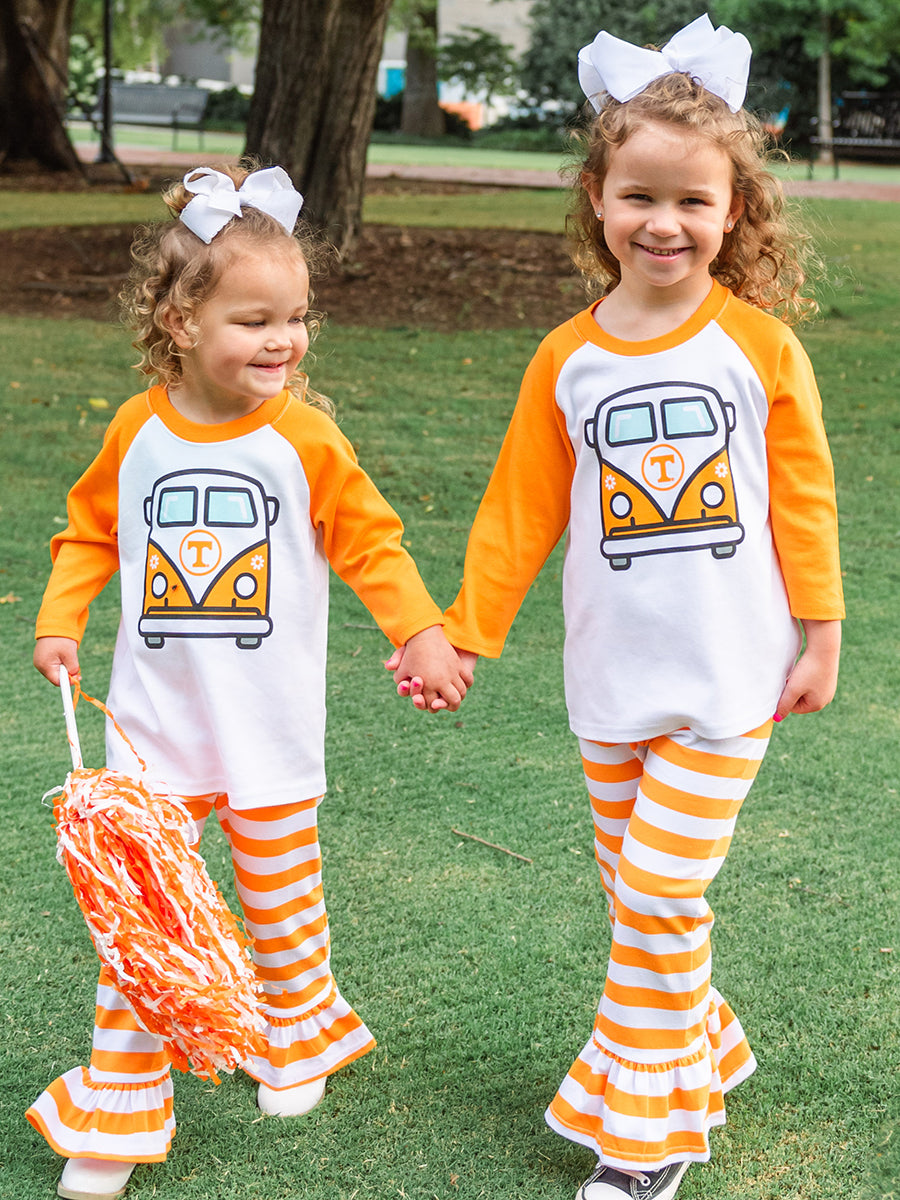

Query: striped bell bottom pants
[26,793,375,1163]
[545,722,772,1171]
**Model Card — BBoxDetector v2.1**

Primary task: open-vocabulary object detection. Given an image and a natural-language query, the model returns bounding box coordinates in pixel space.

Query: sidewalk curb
[74,143,900,201]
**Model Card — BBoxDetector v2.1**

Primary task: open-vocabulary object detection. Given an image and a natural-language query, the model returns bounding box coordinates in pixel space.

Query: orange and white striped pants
[545,722,772,1171]
[26,793,375,1162]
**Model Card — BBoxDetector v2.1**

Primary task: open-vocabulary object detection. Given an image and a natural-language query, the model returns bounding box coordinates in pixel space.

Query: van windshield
[205,487,258,527]
[158,488,197,526]
[606,403,656,445]
[662,398,715,438]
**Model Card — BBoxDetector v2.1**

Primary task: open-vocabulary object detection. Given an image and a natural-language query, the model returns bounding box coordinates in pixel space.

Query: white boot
[57,1157,136,1200]
[257,1075,327,1117]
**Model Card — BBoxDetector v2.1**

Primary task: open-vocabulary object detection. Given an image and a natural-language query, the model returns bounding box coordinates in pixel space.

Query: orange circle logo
[641,443,684,491]
[179,529,222,576]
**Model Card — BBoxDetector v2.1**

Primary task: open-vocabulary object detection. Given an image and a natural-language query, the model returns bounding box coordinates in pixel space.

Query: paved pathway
[76,141,900,201]
[369,161,900,201]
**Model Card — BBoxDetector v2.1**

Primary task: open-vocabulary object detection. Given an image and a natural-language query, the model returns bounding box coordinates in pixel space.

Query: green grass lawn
[0,188,571,234]
[1,198,898,1200]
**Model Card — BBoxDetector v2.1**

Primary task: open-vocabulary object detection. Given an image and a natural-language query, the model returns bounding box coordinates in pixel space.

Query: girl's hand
[34,637,81,687]
[386,628,475,713]
[775,619,841,720]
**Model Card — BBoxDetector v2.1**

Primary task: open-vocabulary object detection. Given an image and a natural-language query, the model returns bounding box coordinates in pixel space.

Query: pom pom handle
[58,664,83,769]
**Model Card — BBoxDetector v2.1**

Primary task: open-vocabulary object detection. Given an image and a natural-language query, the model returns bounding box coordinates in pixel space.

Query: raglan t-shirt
[36,386,443,809]
[443,282,845,742]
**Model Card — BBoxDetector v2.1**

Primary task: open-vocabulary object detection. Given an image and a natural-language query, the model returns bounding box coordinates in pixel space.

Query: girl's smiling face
[165,246,310,424]
[593,120,743,310]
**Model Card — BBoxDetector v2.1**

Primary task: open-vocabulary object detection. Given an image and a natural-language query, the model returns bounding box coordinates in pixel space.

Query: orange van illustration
[138,468,279,648]
[584,381,744,571]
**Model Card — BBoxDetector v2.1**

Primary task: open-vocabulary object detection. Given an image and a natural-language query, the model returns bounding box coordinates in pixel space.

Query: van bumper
[601,521,744,560]
[138,611,273,638]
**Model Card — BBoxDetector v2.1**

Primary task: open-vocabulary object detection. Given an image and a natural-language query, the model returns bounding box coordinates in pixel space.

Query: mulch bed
[0,162,589,332]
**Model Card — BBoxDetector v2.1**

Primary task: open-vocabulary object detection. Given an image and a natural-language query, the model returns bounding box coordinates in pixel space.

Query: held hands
[384,626,476,713]
[34,636,81,687]
[774,619,841,722]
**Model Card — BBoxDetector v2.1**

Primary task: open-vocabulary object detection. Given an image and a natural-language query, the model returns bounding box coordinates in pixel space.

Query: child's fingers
[384,647,403,672]
[434,683,464,713]
[397,675,424,699]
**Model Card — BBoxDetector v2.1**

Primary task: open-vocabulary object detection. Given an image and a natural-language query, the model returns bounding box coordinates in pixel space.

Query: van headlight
[234,573,258,599]
[701,483,725,508]
[151,572,168,598]
[610,492,632,519]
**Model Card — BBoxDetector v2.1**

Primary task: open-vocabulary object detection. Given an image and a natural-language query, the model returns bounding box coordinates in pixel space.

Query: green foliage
[716,0,900,85]
[474,119,570,153]
[67,33,104,115]
[713,1,900,126]
[520,0,706,109]
[392,0,439,53]
[437,25,520,106]
[72,0,165,76]
[519,0,900,139]
[388,0,437,39]
[188,0,259,53]
[70,0,258,76]
[203,85,251,129]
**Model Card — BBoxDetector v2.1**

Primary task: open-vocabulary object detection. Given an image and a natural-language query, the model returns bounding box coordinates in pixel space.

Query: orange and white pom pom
[49,674,266,1083]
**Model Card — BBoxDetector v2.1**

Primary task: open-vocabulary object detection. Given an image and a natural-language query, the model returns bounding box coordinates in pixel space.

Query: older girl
[396,15,843,1200]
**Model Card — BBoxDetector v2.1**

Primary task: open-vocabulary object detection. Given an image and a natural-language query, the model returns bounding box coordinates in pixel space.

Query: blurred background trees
[2,0,899,242]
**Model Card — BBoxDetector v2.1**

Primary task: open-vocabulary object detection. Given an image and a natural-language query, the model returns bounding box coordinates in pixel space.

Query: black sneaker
[577,1160,689,1200]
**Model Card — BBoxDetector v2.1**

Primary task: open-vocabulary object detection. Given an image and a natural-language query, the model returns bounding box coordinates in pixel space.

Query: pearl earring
[596,209,604,220]
[725,219,734,231]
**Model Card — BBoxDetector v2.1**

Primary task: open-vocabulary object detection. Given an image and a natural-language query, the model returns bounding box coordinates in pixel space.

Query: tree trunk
[400,5,443,138]
[245,0,393,257]
[816,11,834,167]
[0,0,80,169]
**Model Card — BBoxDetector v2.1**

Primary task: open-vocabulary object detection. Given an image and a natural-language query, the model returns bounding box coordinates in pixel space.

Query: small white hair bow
[179,166,304,244]
[578,13,751,114]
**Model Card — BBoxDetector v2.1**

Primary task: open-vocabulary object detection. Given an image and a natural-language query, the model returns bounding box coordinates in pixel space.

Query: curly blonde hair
[120,160,334,411]
[567,73,818,323]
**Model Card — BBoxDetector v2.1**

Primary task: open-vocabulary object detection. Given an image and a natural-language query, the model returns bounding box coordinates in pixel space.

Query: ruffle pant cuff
[242,983,376,1090]
[545,989,756,1171]
[25,1066,175,1162]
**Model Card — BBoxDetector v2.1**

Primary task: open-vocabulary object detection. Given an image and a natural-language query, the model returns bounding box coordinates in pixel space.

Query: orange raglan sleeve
[765,330,845,620]
[442,332,576,657]
[35,403,138,643]
[282,404,443,648]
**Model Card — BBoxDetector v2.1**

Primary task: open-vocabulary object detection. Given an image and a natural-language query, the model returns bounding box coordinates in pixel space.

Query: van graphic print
[138,468,279,648]
[584,381,744,571]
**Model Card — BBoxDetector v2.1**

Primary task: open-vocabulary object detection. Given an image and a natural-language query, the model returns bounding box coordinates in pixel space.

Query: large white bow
[578,13,751,114]
[180,166,304,244]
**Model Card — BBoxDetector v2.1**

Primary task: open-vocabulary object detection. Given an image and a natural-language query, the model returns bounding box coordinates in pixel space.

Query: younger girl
[396,15,843,1200]
[30,162,468,1200]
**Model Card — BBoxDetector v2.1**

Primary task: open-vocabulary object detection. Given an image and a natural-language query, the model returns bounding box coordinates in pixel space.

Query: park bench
[809,91,900,178]
[91,81,210,149]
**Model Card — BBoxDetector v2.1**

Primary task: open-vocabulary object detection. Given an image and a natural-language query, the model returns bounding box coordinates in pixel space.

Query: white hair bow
[578,13,751,114]
[179,166,304,244]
